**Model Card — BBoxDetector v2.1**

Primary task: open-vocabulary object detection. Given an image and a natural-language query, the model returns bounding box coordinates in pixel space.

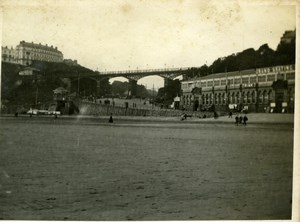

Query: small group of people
[235,114,248,126]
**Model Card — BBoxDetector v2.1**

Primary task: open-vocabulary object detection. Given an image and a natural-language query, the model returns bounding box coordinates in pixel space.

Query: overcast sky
[0,0,296,88]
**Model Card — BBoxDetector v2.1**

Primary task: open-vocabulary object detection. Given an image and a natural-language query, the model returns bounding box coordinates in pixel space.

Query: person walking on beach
[239,115,243,124]
[228,111,232,118]
[214,111,218,119]
[235,115,239,126]
[109,113,113,123]
[243,115,248,125]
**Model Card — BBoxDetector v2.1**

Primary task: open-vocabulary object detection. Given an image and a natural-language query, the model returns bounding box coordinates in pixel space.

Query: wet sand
[0,116,293,220]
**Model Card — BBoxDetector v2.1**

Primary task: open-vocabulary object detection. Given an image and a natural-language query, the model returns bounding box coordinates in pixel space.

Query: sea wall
[78,102,216,118]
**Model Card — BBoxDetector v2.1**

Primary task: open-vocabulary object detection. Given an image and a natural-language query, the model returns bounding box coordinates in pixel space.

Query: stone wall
[78,102,216,118]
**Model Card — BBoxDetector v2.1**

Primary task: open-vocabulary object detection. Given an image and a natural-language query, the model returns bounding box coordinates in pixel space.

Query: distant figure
[203,114,206,119]
[239,115,243,124]
[228,111,232,118]
[243,115,248,125]
[14,112,18,117]
[235,115,239,126]
[109,113,113,123]
[214,111,218,119]
[54,114,58,119]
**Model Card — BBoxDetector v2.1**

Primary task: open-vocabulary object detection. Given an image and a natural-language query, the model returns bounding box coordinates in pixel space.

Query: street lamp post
[77,72,80,96]
[35,85,39,108]
[152,84,155,109]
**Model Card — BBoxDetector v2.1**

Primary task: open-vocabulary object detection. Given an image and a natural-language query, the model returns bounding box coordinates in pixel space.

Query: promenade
[1,113,293,124]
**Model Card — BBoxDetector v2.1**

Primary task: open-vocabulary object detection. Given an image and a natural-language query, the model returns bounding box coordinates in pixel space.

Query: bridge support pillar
[129,79,137,97]
[96,79,100,97]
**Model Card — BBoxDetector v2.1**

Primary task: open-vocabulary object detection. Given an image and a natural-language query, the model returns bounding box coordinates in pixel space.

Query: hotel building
[2,41,63,65]
[181,64,295,113]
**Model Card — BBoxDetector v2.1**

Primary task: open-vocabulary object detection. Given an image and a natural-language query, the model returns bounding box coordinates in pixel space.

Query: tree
[98,78,111,97]
[111,80,128,96]
[155,79,181,105]
[136,84,150,98]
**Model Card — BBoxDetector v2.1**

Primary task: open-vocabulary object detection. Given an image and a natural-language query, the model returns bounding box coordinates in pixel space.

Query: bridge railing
[97,67,191,75]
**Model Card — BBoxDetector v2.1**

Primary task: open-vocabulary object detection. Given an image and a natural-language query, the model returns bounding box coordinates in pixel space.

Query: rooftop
[17,41,63,54]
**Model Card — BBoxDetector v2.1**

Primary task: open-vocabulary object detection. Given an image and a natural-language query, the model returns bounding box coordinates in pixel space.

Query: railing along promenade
[97,67,191,75]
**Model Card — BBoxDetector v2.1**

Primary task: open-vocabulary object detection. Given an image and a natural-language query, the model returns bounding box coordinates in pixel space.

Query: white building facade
[1,46,17,64]
[2,41,63,65]
[181,64,295,113]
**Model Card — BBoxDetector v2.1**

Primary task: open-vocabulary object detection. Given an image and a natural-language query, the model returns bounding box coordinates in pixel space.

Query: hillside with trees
[156,30,295,106]
[111,81,150,98]
[184,31,295,79]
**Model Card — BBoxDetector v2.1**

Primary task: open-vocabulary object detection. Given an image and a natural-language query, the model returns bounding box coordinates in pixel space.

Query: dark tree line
[110,80,150,98]
[184,33,295,79]
[155,79,181,105]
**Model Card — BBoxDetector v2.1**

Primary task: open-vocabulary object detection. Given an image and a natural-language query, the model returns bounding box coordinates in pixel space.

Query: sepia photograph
[0,0,298,220]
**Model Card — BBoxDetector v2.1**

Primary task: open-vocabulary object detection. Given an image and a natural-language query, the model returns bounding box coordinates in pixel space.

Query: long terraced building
[181,64,295,113]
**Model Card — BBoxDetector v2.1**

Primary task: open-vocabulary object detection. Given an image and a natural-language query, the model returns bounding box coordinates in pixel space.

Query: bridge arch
[137,75,164,89]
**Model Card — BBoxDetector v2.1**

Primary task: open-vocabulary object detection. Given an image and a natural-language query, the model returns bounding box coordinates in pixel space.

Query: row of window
[7,49,62,57]
[21,54,62,60]
[183,72,295,89]
[182,90,274,105]
[183,89,295,106]
[21,51,62,57]
[17,46,62,54]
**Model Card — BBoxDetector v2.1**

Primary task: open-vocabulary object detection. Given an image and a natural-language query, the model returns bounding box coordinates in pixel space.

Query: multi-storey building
[181,64,295,113]
[1,46,17,64]
[1,41,64,65]
[15,41,63,65]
